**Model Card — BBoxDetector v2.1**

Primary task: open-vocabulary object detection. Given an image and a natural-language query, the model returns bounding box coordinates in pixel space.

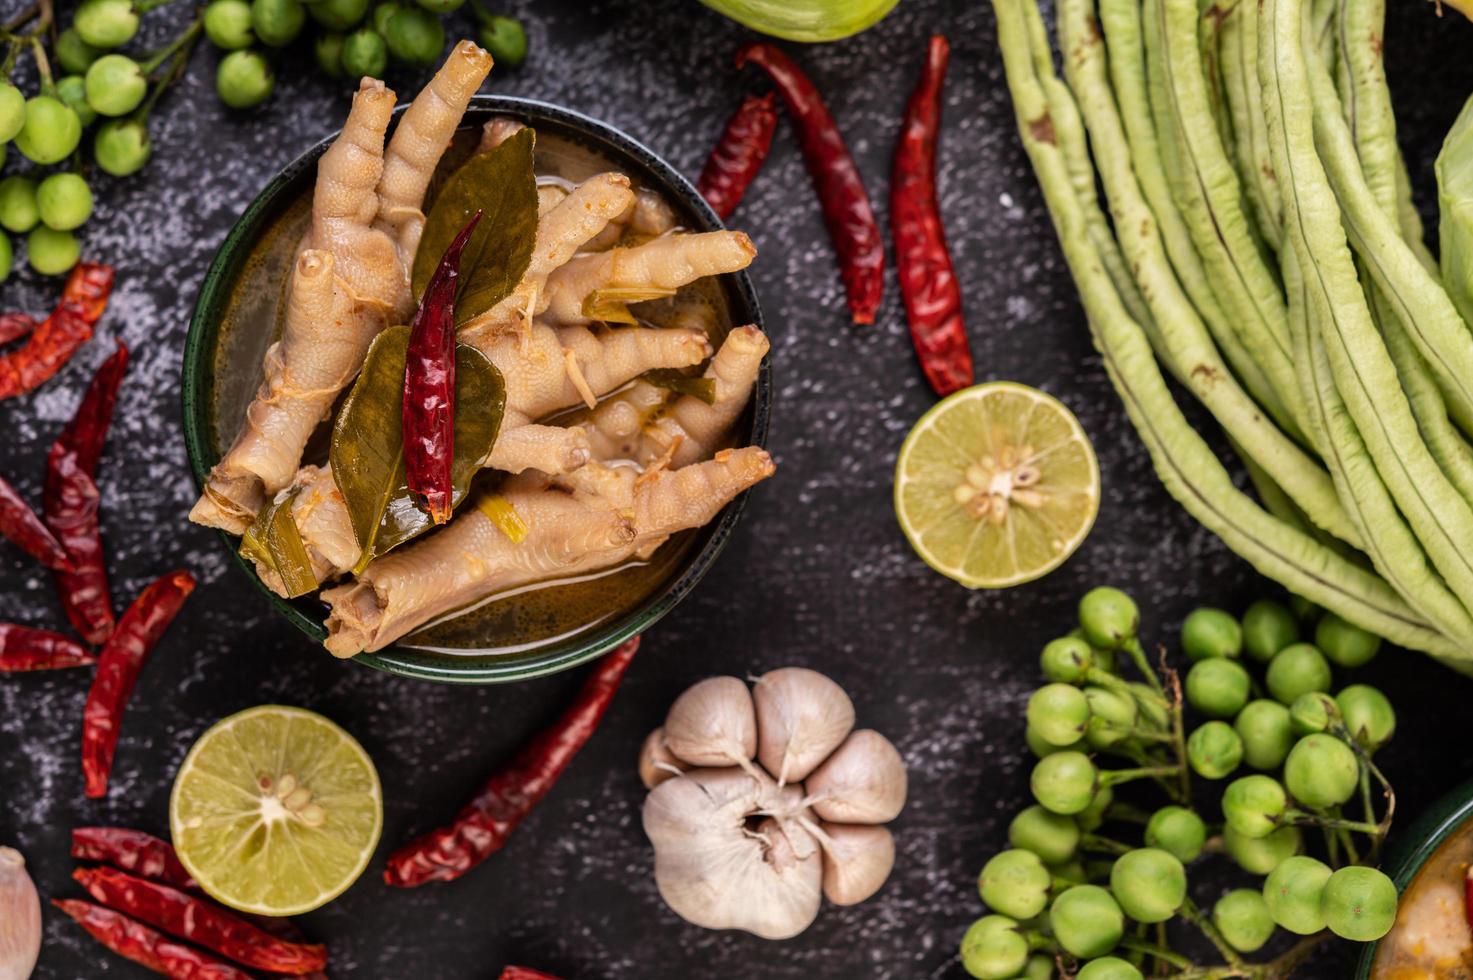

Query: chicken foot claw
[320,447,774,657]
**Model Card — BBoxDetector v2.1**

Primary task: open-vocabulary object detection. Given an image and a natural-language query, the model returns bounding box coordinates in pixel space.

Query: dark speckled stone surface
[4,1,1473,977]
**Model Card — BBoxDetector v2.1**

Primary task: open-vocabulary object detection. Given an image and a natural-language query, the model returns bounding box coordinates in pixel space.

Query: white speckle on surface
[0,2,1469,978]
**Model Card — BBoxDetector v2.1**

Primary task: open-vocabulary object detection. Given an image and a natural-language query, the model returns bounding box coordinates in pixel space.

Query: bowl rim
[182,93,771,685]
[1353,773,1473,977]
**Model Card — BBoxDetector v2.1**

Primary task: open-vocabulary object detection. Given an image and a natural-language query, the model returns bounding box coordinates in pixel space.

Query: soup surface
[209,123,742,655]
[1372,819,1473,978]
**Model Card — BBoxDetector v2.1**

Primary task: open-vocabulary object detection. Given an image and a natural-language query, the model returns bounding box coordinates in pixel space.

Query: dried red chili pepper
[73,867,329,975]
[0,263,114,400]
[82,570,196,799]
[72,827,199,891]
[43,449,112,644]
[734,43,884,325]
[385,636,642,887]
[0,312,37,346]
[500,969,563,980]
[698,92,779,220]
[53,899,253,980]
[892,36,972,397]
[0,473,72,570]
[1465,865,1472,935]
[0,623,96,671]
[61,340,129,475]
[404,210,481,525]
[44,342,129,645]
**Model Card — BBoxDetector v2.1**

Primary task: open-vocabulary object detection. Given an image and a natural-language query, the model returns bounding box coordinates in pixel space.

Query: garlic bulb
[641,669,904,940]
[0,847,40,980]
[663,676,758,768]
[815,821,895,906]
[753,667,855,785]
[805,729,907,824]
[643,768,823,940]
[638,727,690,789]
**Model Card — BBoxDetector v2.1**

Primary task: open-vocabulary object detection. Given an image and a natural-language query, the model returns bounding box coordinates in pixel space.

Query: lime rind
[170,704,383,917]
[895,382,1101,589]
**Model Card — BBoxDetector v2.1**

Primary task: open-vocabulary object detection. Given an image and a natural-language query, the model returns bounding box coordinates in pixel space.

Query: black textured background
[3,1,1473,977]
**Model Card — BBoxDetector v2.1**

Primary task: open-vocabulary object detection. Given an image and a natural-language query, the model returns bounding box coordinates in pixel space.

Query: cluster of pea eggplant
[201,0,526,108]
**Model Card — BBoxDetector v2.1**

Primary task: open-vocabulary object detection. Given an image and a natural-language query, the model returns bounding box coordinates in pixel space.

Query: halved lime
[895,382,1100,588]
[169,705,383,916]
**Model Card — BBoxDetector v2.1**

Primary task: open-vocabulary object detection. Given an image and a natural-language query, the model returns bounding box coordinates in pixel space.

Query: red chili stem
[0,472,72,570]
[81,569,196,799]
[735,42,884,324]
[0,312,37,346]
[500,969,564,980]
[53,898,255,980]
[384,636,642,887]
[0,263,114,400]
[72,827,199,891]
[73,867,328,974]
[0,622,96,670]
[697,92,778,220]
[43,341,129,644]
[404,210,480,526]
[892,35,972,397]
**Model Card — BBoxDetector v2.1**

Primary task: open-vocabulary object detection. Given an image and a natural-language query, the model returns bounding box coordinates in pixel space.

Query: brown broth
[210,126,738,655]
[1371,821,1473,979]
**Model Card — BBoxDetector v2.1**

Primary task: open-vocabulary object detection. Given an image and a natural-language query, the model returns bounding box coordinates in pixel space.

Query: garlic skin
[641,671,905,940]
[643,768,823,940]
[753,667,855,785]
[663,676,758,767]
[816,822,895,906]
[0,847,40,980]
[804,729,908,824]
[638,727,690,789]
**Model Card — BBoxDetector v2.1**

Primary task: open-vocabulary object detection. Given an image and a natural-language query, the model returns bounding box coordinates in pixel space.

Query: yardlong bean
[1057,0,1359,547]
[1217,0,1283,252]
[1328,0,1473,508]
[1261,0,1473,638]
[1146,0,1302,425]
[1097,0,1290,431]
[992,0,1459,662]
[1307,43,1473,438]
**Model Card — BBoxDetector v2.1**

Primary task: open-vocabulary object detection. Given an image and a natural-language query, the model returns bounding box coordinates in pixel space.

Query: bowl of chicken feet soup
[183,41,773,683]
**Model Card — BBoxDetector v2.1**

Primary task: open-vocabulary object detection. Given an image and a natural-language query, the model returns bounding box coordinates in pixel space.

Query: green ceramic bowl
[183,95,770,684]
[1354,775,1473,977]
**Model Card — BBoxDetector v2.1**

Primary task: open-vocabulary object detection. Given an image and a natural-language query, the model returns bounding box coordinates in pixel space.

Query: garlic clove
[753,667,855,785]
[662,676,758,768]
[0,847,40,980]
[642,767,823,940]
[638,727,690,789]
[804,729,908,824]
[816,821,896,906]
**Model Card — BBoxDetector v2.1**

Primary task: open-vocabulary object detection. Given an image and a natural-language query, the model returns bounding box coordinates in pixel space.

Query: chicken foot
[190,250,361,532]
[246,321,711,594]
[320,446,775,657]
[191,44,492,534]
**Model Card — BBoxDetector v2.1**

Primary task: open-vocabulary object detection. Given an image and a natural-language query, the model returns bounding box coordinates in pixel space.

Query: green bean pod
[1145,0,1302,425]
[1097,0,1290,431]
[1217,0,1283,252]
[1057,0,1359,547]
[1307,45,1473,439]
[1261,0,1473,641]
[1324,1,1473,509]
[991,0,1461,663]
